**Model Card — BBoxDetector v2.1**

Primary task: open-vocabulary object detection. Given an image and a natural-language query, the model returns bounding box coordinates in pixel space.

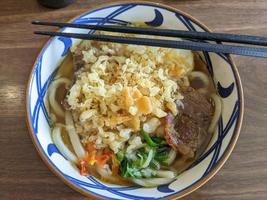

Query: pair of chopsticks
[32,20,267,58]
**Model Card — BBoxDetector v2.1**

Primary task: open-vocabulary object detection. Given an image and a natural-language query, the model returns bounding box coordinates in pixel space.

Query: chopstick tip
[34,31,56,37]
[34,31,47,35]
[32,20,41,25]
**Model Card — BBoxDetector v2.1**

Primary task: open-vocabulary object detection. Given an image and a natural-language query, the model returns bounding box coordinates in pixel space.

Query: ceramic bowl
[26,1,244,199]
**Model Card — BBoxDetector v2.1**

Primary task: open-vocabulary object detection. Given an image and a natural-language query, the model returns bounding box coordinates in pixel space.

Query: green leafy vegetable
[121,159,144,178]
[120,159,128,177]
[141,129,158,147]
[154,146,172,163]
[119,146,156,178]
[141,129,167,147]
[132,152,145,168]
[116,151,125,163]
[151,136,167,145]
[150,159,160,170]
[118,128,176,179]
[141,148,154,168]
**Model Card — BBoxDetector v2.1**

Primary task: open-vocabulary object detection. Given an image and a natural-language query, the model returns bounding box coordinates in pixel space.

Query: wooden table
[0,0,266,199]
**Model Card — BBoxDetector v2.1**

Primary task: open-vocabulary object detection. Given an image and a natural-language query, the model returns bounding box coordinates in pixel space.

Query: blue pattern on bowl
[26,2,242,199]
[145,9,163,26]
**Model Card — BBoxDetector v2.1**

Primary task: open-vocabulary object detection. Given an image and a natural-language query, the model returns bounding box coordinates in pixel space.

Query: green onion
[118,131,175,179]
[138,147,147,154]
[141,129,158,147]
[154,147,171,162]
[151,136,167,145]
[120,159,128,177]
[155,154,169,162]
[116,151,125,163]
[132,153,145,168]
[141,148,154,168]
[162,149,177,166]
[127,163,142,178]
[150,159,160,170]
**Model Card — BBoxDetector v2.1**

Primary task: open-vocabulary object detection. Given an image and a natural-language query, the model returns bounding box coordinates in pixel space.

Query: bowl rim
[25,1,244,199]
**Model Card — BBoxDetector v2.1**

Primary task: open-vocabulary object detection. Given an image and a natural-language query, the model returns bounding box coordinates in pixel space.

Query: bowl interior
[26,2,243,199]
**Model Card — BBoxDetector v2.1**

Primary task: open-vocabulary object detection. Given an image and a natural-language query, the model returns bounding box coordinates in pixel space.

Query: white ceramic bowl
[26,2,244,199]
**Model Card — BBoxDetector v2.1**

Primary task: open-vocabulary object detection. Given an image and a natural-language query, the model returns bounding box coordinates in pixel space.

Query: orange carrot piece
[79,160,88,176]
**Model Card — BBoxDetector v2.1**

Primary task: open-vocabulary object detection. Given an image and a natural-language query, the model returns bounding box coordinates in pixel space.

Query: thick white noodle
[44,93,50,115]
[208,94,222,133]
[54,123,66,128]
[65,111,86,159]
[48,77,71,118]
[156,170,176,179]
[141,149,154,168]
[50,113,57,123]
[163,149,177,166]
[96,164,112,177]
[131,177,174,187]
[189,71,210,87]
[52,126,78,163]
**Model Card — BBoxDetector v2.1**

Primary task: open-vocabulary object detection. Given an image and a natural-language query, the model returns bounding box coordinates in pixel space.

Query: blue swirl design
[98,4,136,25]
[74,17,129,25]
[145,9,163,26]
[217,82,235,98]
[47,143,61,156]
[64,174,139,191]
[32,56,42,133]
[31,56,58,133]
[157,182,175,193]
[58,37,72,57]
[28,3,241,200]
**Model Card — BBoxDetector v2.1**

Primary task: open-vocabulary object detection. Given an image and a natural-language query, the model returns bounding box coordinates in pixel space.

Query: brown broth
[57,53,74,79]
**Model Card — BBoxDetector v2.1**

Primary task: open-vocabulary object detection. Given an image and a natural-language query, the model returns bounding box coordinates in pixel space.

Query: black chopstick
[32,20,267,46]
[34,31,267,58]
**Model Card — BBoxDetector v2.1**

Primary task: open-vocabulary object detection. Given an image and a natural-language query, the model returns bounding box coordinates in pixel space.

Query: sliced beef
[165,87,213,157]
[179,87,213,130]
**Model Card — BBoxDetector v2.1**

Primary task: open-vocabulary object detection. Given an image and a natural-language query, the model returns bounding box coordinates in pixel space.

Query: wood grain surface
[0,0,266,199]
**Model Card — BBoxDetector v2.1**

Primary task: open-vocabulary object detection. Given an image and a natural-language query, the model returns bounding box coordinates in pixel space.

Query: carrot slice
[78,160,88,176]
[96,154,110,167]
